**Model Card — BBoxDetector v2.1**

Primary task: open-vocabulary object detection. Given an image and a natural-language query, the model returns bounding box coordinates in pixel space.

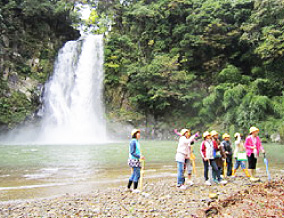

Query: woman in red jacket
[244,127,265,182]
[200,131,227,185]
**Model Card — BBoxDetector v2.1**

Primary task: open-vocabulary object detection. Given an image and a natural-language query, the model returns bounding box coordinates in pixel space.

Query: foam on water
[0,183,68,191]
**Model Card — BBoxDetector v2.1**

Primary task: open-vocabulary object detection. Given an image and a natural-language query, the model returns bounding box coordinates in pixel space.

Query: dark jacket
[221,140,233,160]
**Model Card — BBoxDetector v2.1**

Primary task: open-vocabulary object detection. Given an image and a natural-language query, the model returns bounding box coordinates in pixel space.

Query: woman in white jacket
[175,129,198,189]
[232,133,250,178]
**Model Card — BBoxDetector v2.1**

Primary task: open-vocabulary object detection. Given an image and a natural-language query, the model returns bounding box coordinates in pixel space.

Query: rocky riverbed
[0,170,283,217]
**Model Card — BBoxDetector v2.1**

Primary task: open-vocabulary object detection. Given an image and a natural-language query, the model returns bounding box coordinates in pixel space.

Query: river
[0,141,283,202]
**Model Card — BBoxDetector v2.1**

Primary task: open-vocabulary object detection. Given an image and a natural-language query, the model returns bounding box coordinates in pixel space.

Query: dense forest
[102,0,284,140]
[0,0,284,141]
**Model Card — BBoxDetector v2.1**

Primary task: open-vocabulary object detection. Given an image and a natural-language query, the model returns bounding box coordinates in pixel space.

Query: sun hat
[180,129,189,136]
[203,131,211,138]
[249,127,259,134]
[131,129,140,137]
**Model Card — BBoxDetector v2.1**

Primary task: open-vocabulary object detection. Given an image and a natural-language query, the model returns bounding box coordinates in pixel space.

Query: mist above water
[1,35,108,145]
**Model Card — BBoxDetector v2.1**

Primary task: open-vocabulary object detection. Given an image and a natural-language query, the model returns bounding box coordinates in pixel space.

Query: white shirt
[200,139,214,160]
[175,135,195,162]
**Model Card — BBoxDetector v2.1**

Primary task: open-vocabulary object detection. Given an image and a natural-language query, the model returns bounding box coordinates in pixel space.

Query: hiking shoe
[220,180,227,185]
[250,177,260,182]
[132,189,141,193]
[187,180,194,186]
[213,179,219,184]
[205,180,211,186]
[179,185,187,190]
[126,188,132,192]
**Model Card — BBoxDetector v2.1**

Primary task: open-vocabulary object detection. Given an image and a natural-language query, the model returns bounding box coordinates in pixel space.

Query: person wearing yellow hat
[127,129,145,192]
[244,127,265,182]
[175,129,199,189]
[232,133,250,178]
[210,130,226,183]
[221,133,233,177]
[200,131,227,185]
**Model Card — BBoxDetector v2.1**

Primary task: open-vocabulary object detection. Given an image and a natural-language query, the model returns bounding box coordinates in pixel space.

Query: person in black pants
[200,131,227,185]
[221,133,233,177]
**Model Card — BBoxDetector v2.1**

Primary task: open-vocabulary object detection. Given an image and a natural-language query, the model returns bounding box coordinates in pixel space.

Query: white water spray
[1,35,108,145]
[39,35,107,144]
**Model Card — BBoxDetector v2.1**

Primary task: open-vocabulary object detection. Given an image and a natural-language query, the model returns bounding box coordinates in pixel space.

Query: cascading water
[38,34,107,144]
[1,35,108,145]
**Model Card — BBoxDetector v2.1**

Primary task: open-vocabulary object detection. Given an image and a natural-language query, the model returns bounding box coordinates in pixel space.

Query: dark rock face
[0,1,80,129]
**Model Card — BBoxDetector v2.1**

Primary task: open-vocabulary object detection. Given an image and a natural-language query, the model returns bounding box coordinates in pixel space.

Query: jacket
[175,135,195,162]
[129,139,141,160]
[221,140,233,159]
[200,139,217,160]
[244,135,264,157]
[233,136,245,158]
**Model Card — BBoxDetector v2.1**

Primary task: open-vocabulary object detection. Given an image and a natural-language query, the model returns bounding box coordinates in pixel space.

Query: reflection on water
[0,141,283,202]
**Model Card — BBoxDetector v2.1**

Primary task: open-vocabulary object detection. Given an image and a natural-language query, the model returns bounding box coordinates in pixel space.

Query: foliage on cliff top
[102,0,284,136]
[0,0,80,128]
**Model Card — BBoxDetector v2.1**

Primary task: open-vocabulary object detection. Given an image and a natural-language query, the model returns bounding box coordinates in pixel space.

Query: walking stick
[263,153,271,182]
[190,153,197,176]
[223,159,227,178]
[139,159,145,191]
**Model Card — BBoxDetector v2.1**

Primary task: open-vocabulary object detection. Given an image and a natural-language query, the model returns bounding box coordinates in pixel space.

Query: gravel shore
[0,170,283,217]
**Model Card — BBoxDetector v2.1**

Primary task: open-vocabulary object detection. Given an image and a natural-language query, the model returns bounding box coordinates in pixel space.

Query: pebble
[0,172,281,217]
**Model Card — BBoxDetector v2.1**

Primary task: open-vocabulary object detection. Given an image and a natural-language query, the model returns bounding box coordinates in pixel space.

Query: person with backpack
[127,129,145,192]
[244,127,265,182]
[200,131,227,185]
[211,130,226,183]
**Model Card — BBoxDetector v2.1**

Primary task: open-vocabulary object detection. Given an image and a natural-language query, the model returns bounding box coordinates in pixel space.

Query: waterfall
[37,35,107,144]
[0,35,108,145]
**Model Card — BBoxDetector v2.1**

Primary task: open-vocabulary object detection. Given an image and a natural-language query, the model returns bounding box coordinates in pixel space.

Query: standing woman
[211,130,226,183]
[221,133,233,177]
[200,131,227,185]
[244,127,265,182]
[175,129,198,189]
[127,129,145,192]
[232,133,250,178]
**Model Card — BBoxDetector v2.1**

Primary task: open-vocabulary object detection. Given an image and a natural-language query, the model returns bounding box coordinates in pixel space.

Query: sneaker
[187,180,194,186]
[176,184,181,188]
[250,177,260,182]
[220,180,227,185]
[179,185,187,190]
[213,179,219,184]
[126,188,132,192]
[205,180,211,186]
[132,189,141,193]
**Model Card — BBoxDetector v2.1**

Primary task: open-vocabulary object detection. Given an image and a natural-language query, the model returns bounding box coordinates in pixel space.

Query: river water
[0,141,177,202]
[0,141,283,202]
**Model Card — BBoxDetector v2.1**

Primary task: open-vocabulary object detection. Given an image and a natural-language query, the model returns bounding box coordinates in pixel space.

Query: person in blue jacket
[127,129,145,192]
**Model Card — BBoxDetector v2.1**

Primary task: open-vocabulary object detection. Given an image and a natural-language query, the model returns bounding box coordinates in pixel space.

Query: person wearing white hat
[127,129,145,191]
[175,129,198,189]
[244,127,265,182]
[232,133,250,178]
[200,131,227,185]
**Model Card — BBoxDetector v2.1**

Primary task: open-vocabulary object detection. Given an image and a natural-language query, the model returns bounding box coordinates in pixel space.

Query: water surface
[0,141,282,202]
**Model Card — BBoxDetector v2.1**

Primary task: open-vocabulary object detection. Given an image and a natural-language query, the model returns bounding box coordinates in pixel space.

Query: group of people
[176,126,265,189]
[127,127,265,191]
